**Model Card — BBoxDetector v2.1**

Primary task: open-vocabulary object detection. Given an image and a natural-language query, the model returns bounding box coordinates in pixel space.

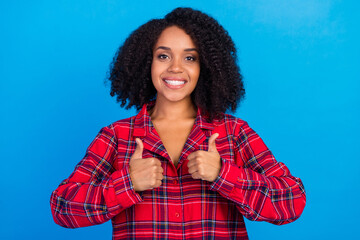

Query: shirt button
[175,213,180,218]
[173,180,178,184]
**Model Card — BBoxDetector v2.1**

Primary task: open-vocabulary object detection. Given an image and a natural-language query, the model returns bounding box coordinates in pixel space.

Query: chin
[158,93,191,103]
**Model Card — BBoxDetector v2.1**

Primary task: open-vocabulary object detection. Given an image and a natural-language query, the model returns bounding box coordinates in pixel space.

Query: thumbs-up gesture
[129,138,164,192]
[187,133,221,182]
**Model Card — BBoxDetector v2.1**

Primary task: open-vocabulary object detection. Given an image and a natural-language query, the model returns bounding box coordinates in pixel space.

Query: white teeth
[164,80,186,86]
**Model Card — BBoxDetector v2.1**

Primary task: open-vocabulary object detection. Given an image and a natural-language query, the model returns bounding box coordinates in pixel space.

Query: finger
[187,151,201,161]
[132,138,144,159]
[154,180,162,188]
[154,159,162,166]
[188,165,198,174]
[144,158,161,166]
[187,157,199,168]
[187,156,193,169]
[154,166,164,173]
[156,173,164,180]
[191,172,202,180]
[187,160,195,169]
[208,133,219,152]
[187,152,195,161]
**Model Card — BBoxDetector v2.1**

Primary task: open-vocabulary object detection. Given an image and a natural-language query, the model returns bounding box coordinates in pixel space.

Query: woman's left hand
[187,133,221,182]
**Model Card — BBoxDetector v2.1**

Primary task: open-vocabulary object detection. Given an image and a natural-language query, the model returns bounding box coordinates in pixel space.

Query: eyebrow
[155,46,198,52]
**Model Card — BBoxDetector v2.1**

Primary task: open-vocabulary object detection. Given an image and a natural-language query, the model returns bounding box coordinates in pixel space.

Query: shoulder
[212,113,250,136]
[99,115,137,140]
[110,115,137,130]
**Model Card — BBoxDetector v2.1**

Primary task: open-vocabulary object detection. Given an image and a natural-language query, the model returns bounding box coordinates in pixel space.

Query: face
[151,26,200,104]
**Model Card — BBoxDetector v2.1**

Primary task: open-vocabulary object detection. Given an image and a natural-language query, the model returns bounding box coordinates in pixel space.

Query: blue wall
[1,0,359,239]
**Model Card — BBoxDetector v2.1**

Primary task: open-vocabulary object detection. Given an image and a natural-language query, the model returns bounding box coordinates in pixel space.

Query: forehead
[154,26,197,49]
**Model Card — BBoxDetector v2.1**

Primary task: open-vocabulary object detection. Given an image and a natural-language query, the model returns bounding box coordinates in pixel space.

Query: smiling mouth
[164,79,186,86]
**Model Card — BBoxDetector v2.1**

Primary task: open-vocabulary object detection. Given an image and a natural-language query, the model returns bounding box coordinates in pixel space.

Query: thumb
[132,138,144,159]
[208,133,219,152]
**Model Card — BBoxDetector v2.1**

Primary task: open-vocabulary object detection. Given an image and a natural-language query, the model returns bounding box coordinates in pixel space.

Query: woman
[51,7,306,239]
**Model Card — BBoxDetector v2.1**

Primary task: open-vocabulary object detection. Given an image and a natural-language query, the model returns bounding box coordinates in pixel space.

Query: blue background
[1,0,359,239]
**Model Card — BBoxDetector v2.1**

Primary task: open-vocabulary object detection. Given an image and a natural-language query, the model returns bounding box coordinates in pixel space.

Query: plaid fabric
[50,103,306,239]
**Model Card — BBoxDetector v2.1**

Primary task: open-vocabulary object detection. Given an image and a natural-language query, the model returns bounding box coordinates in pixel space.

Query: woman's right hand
[129,138,164,191]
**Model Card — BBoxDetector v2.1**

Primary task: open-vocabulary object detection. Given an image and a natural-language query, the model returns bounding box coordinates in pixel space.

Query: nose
[167,57,183,73]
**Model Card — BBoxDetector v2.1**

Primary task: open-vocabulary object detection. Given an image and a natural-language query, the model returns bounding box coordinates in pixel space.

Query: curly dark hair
[108,7,245,121]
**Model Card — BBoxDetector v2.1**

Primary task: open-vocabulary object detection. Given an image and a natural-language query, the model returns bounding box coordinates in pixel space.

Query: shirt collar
[133,102,214,137]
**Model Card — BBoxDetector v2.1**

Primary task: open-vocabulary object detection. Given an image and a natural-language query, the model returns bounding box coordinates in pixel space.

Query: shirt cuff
[209,158,243,196]
[110,166,143,209]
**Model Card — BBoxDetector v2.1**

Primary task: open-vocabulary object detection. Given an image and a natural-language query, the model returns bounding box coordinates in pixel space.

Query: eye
[185,56,197,61]
[157,54,169,60]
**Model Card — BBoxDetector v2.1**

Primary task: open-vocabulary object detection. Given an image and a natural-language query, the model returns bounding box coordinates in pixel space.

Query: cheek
[151,60,156,75]
[151,61,165,79]
[189,64,200,80]
[151,62,160,82]
[151,61,166,92]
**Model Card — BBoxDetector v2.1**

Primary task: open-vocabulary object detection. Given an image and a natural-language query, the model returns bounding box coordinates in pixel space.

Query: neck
[150,98,197,121]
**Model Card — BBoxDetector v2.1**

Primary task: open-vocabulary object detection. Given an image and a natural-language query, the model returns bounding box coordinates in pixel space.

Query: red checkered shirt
[50,103,306,239]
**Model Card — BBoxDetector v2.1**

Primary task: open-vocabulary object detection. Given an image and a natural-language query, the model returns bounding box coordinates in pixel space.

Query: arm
[50,125,142,228]
[210,122,306,225]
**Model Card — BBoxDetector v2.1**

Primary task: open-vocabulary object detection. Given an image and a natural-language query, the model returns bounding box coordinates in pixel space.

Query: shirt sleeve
[50,125,143,228]
[210,121,306,225]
